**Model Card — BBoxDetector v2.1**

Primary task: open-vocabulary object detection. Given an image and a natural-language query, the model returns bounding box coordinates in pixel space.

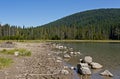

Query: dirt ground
[0,42,73,79]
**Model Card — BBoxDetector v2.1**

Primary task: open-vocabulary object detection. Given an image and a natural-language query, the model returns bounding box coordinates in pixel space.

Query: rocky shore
[0,42,73,79]
[52,43,114,78]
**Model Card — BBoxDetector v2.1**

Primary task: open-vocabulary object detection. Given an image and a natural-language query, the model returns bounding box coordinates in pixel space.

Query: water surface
[60,42,120,79]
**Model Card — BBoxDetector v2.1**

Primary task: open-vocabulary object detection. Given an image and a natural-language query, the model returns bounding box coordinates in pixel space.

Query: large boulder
[100,70,113,77]
[77,63,89,68]
[77,63,91,75]
[84,56,92,64]
[78,67,91,75]
[90,62,103,69]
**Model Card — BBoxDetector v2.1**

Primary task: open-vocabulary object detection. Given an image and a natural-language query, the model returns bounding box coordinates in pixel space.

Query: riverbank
[0,42,73,79]
[46,40,120,43]
[0,40,120,43]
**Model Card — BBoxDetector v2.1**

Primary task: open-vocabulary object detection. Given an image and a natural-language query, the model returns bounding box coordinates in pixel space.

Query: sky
[0,0,120,27]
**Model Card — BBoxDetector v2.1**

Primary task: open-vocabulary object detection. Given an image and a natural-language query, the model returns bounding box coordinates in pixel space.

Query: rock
[53,70,61,74]
[14,51,19,56]
[64,66,68,69]
[69,48,73,51]
[61,69,69,75]
[64,46,67,49]
[77,52,81,55]
[58,46,64,49]
[57,57,62,60]
[56,60,62,63]
[70,66,74,70]
[64,54,71,58]
[48,53,51,56]
[78,67,91,75]
[70,52,74,55]
[80,59,83,62]
[79,59,85,63]
[74,52,77,55]
[77,63,91,75]
[100,70,113,77]
[70,67,76,70]
[84,56,92,64]
[77,63,88,72]
[78,63,89,68]
[90,62,103,69]
[63,51,67,54]
[55,45,64,49]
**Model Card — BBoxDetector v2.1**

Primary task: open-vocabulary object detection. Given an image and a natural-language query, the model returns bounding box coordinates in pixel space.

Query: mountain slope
[41,8,120,27]
[37,8,120,40]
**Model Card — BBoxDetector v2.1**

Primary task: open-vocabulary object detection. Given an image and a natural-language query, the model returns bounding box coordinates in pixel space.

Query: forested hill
[42,8,120,28]
[0,8,120,40]
[37,8,120,40]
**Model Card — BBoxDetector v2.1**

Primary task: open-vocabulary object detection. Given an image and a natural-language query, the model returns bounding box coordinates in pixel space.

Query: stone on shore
[100,70,113,77]
[77,52,81,55]
[58,46,64,49]
[70,66,76,70]
[77,63,89,68]
[77,63,91,75]
[64,54,71,58]
[84,56,92,64]
[14,51,19,56]
[56,60,62,63]
[90,62,103,69]
[64,66,69,69]
[70,52,74,55]
[79,59,85,63]
[57,57,62,60]
[79,67,91,75]
[61,69,69,75]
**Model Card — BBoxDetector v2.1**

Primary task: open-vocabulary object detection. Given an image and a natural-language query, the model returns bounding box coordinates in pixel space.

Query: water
[59,42,120,79]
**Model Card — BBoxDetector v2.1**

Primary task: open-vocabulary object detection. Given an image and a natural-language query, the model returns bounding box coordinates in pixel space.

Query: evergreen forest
[0,9,120,40]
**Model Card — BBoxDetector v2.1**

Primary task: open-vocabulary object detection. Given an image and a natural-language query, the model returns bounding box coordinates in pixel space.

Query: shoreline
[0,40,120,43]
[0,42,74,79]
[46,40,120,43]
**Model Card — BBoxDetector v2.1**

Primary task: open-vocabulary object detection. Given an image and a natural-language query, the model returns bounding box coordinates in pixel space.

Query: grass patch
[0,48,31,56]
[0,57,13,69]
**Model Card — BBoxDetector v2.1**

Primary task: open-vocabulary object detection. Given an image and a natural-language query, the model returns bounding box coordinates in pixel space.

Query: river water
[58,42,120,79]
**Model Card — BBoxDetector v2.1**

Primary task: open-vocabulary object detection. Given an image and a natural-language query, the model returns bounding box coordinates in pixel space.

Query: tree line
[0,9,120,40]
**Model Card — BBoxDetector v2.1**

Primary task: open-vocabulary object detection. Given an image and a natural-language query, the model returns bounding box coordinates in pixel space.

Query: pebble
[61,69,69,75]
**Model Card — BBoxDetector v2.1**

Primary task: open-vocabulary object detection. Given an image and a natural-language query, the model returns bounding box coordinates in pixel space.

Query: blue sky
[0,0,120,27]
